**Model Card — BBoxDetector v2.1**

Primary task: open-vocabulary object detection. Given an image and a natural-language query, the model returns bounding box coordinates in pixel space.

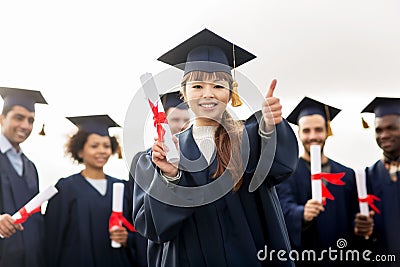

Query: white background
[0,0,399,190]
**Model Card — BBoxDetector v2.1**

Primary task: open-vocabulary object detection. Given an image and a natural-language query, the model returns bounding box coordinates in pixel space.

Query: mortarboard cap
[157,28,256,75]
[66,115,120,136]
[287,97,341,136]
[157,29,256,107]
[0,87,47,112]
[361,97,400,117]
[160,91,188,111]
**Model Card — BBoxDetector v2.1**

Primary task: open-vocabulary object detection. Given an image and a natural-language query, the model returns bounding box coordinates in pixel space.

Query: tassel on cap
[231,81,242,107]
[38,124,46,136]
[324,105,333,137]
[362,117,370,129]
[117,145,123,159]
[231,44,242,107]
[326,120,333,137]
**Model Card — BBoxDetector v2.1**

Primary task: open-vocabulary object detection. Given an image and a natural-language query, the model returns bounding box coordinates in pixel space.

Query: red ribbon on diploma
[109,211,136,232]
[359,194,381,214]
[13,206,41,224]
[312,172,346,204]
[148,99,167,142]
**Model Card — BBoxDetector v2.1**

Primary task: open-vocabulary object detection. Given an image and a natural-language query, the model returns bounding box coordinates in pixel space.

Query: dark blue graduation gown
[44,173,134,267]
[127,150,151,267]
[0,152,44,267]
[366,160,400,266]
[276,158,359,266]
[133,112,299,267]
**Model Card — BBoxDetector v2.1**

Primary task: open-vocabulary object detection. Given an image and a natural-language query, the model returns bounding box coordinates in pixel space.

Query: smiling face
[182,71,232,126]
[298,114,328,156]
[78,133,112,170]
[375,114,400,159]
[0,105,35,150]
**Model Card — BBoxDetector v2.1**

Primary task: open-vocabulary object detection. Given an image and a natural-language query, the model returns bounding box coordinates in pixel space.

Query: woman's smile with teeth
[200,103,216,108]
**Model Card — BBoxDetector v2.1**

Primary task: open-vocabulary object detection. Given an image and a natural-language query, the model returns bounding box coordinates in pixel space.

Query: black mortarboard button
[160,91,188,111]
[0,87,47,112]
[66,115,120,136]
[157,28,256,75]
[361,97,400,117]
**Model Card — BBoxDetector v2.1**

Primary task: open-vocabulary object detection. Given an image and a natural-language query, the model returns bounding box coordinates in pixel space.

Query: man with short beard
[0,87,47,267]
[361,97,400,267]
[276,97,365,267]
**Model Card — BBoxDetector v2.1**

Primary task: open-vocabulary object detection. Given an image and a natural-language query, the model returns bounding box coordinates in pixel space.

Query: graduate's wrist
[163,168,179,177]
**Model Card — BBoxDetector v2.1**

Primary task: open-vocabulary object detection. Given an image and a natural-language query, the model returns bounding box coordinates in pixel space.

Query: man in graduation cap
[0,87,47,267]
[276,97,364,266]
[127,91,190,267]
[361,97,400,266]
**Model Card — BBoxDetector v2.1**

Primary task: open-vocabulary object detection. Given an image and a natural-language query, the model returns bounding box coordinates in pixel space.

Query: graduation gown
[44,173,133,267]
[366,160,400,266]
[127,150,151,267]
[0,152,44,267]
[133,112,299,267]
[276,157,359,266]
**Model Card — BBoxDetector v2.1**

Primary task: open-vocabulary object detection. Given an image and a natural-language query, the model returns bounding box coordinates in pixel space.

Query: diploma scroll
[355,169,369,216]
[140,72,180,164]
[109,183,135,248]
[0,186,58,239]
[355,169,381,215]
[310,145,322,203]
[111,183,124,248]
[13,186,58,223]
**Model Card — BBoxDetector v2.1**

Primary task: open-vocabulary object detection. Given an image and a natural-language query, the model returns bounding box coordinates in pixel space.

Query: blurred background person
[0,87,47,267]
[276,97,361,267]
[44,115,136,267]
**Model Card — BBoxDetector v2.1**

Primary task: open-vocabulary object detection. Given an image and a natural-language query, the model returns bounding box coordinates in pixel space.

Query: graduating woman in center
[133,29,299,267]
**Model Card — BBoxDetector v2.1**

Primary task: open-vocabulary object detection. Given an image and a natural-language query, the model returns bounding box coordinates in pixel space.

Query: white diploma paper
[355,169,369,216]
[140,72,180,164]
[12,186,58,221]
[111,183,124,248]
[310,144,322,203]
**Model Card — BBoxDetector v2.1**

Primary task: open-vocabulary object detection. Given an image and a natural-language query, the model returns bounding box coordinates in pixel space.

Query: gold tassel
[231,81,242,107]
[362,117,370,129]
[231,44,242,107]
[326,120,333,137]
[117,144,123,159]
[38,124,46,136]
[324,105,333,136]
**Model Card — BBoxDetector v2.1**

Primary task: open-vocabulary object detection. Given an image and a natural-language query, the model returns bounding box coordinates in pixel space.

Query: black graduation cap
[0,87,47,112]
[160,91,188,111]
[361,97,400,117]
[66,115,120,136]
[287,97,341,136]
[157,28,256,75]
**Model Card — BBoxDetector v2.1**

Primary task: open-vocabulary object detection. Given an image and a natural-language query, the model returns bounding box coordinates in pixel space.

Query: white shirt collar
[0,133,21,154]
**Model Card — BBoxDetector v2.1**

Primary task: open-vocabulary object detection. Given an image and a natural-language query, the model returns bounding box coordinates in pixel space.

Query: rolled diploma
[12,186,58,221]
[111,183,124,248]
[140,72,179,164]
[355,169,369,216]
[310,144,322,203]
[0,186,58,238]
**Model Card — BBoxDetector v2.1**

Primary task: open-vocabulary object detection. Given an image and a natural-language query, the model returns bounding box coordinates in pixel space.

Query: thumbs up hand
[262,79,282,131]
